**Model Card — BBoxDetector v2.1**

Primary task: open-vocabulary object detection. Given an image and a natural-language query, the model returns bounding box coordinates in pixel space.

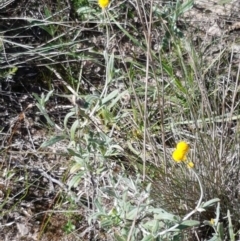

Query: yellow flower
[98,0,110,8]
[176,141,189,152]
[210,218,215,225]
[172,149,187,162]
[172,141,189,162]
[172,141,194,168]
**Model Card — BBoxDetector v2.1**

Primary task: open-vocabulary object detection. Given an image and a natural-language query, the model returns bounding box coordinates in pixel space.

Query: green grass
[1,0,240,240]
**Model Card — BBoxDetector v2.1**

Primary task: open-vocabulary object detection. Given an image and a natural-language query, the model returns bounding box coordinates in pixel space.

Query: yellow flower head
[210,218,215,225]
[172,149,187,162]
[176,141,189,152]
[98,0,110,8]
[172,141,194,168]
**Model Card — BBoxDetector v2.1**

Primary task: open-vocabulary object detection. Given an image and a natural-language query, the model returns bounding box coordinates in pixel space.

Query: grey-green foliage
[203,203,238,241]
[88,173,204,241]
[33,90,56,127]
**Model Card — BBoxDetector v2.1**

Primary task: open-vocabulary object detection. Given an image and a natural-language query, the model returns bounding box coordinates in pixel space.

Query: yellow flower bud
[210,218,215,225]
[187,161,194,168]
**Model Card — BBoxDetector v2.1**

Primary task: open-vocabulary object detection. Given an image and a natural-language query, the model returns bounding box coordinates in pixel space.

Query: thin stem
[143,0,153,181]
